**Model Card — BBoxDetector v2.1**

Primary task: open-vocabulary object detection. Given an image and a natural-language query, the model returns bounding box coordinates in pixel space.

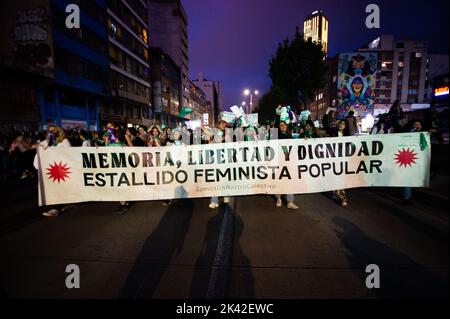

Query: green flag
[420,132,429,151]
[179,107,194,118]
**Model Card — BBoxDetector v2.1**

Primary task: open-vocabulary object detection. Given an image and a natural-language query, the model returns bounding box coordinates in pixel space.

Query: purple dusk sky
[183,0,449,110]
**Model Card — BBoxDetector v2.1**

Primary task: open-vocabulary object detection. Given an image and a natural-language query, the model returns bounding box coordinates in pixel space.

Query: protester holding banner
[34,126,72,217]
[163,128,185,207]
[333,120,349,207]
[401,119,424,203]
[275,121,299,210]
[102,123,130,214]
[209,120,231,209]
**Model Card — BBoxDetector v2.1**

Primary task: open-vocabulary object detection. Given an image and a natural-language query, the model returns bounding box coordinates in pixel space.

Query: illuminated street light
[242,88,259,114]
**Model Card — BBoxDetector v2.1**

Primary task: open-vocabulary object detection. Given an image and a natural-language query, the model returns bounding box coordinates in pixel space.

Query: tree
[256,87,285,124]
[268,28,327,110]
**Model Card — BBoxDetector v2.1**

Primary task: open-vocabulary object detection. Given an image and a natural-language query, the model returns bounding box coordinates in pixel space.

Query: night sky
[184,0,449,110]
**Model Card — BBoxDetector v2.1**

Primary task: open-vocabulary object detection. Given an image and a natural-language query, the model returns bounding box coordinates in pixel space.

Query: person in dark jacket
[388,100,404,133]
[345,111,358,136]
[424,102,443,144]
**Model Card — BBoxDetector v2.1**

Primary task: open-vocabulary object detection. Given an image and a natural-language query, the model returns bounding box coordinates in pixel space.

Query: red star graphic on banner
[395,148,418,168]
[46,161,71,183]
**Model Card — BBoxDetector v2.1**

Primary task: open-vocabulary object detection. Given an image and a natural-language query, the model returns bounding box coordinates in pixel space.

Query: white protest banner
[202,113,209,125]
[239,116,249,127]
[220,111,236,124]
[245,113,259,126]
[37,133,430,206]
[230,105,245,118]
[186,119,201,130]
[280,107,290,122]
[300,110,311,122]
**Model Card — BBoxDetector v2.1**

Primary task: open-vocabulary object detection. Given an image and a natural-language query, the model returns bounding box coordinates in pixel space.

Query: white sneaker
[276,198,282,207]
[223,197,230,204]
[209,202,218,209]
[42,209,60,217]
[341,201,348,207]
[287,202,299,210]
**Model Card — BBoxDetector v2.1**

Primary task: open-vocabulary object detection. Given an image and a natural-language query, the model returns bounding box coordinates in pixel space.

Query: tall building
[106,0,152,128]
[42,0,110,131]
[306,55,338,121]
[425,54,449,103]
[192,73,221,125]
[148,0,189,110]
[303,10,328,55]
[188,80,208,123]
[0,0,55,130]
[150,47,181,127]
[359,35,429,113]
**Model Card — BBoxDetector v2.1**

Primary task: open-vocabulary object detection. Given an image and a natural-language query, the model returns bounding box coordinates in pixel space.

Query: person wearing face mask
[33,126,72,217]
[102,122,121,146]
[209,120,231,209]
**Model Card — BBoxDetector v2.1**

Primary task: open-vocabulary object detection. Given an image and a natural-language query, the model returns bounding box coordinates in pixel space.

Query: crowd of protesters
[0,99,442,216]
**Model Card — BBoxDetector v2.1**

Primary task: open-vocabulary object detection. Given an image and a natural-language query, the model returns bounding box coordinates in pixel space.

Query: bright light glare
[244,89,250,96]
[361,114,375,132]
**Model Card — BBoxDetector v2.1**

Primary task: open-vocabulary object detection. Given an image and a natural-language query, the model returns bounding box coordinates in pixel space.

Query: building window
[416,42,425,48]
[415,52,422,58]
[396,42,404,49]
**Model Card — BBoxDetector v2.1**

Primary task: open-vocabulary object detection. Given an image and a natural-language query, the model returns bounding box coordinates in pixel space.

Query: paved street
[0,179,448,299]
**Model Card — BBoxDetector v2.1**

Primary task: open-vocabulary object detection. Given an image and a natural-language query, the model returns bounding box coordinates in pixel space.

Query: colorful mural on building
[337,53,377,119]
[0,0,54,77]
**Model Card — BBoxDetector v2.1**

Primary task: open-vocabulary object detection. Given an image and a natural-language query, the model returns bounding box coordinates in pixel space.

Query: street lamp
[243,89,259,114]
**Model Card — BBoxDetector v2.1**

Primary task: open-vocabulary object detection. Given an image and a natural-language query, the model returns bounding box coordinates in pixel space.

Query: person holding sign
[35,126,72,217]
[331,120,349,207]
